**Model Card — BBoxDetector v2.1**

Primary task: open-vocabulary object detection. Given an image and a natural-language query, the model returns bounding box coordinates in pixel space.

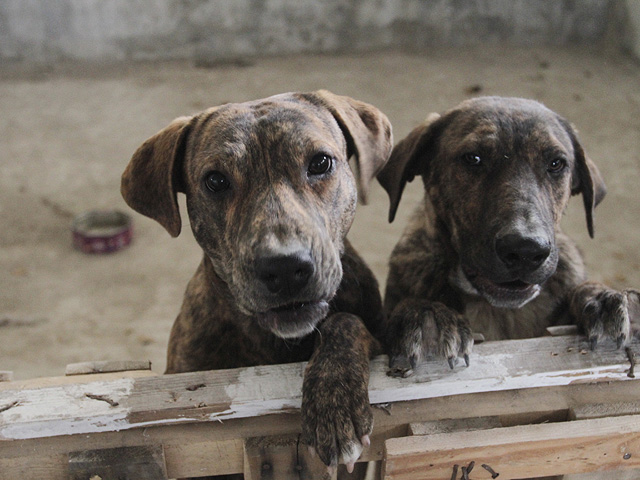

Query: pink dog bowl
[72,210,132,254]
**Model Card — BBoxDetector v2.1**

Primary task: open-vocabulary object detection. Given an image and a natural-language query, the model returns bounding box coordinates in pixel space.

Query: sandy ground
[1,46,639,380]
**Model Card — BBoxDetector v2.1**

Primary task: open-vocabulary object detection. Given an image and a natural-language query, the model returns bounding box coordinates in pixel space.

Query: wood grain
[383,415,640,479]
[65,360,152,376]
[0,336,637,479]
[68,445,167,480]
[1,336,634,442]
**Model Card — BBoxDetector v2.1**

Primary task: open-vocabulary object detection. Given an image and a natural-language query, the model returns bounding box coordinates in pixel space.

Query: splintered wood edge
[546,325,580,336]
[65,360,152,376]
[0,336,637,442]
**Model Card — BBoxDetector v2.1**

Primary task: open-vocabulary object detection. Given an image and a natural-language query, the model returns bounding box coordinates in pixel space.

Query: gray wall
[0,0,618,64]
[620,0,640,59]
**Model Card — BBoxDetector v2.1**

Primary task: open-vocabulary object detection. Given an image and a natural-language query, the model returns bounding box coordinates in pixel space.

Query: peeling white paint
[0,378,134,440]
[0,337,635,441]
[217,365,303,422]
[200,365,303,423]
[0,412,129,440]
[370,359,629,405]
[209,399,301,423]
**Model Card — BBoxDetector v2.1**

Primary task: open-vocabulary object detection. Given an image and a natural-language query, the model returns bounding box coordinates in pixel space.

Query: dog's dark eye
[205,171,230,193]
[308,154,333,176]
[462,153,482,167]
[548,158,566,174]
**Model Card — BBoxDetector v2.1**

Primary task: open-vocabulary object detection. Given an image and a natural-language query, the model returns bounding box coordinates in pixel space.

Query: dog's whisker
[312,324,324,343]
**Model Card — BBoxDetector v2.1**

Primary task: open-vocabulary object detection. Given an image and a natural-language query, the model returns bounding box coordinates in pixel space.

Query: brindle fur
[121,90,392,472]
[377,96,639,376]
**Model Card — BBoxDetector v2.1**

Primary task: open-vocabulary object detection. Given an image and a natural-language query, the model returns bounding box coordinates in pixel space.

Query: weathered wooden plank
[409,416,501,436]
[0,370,157,392]
[1,380,639,480]
[570,401,640,420]
[243,434,334,480]
[566,402,640,480]
[0,455,68,480]
[383,415,640,480]
[164,437,244,479]
[68,445,167,480]
[0,336,637,479]
[65,360,152,376]
[0,417,290,480]
[0,336,635,442]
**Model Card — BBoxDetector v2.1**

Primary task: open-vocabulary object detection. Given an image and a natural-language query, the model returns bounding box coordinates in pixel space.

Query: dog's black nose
[256,253,314,296]
[495,234,551,272]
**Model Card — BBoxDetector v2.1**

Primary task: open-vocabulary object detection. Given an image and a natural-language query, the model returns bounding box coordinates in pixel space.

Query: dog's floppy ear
[563,121,607,238]
[121,116,192,237]
[377,113,442,222]
[310,90,393,204]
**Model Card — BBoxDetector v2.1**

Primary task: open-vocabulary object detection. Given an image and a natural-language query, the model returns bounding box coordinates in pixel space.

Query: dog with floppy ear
[121,90,393,471]
[377,96,639,377]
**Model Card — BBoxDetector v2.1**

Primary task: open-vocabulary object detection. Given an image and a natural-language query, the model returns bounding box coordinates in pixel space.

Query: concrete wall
[0,0,614,64]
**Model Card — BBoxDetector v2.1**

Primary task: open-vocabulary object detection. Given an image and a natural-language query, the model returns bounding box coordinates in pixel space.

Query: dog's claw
[409,354,417,369]
[361,435,371,448]
[346,461,355,473]
[388,354,415,378]
[464,353,470,367]
[589,336,598,351]
[448,357,455,370]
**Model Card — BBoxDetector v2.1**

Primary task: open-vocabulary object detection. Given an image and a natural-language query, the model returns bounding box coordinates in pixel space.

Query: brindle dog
[377,96,639,377]
[121,90,392,472]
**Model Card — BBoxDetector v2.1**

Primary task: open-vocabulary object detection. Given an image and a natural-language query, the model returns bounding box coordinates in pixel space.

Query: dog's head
[122,90,392,338]
[378,96,606,309]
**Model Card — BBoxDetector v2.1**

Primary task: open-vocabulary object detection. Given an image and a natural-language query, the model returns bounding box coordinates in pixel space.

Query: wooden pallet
[1,334,638,479]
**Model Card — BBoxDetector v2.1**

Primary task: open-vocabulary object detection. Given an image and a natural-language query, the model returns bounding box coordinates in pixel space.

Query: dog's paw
[386,300,473,378]
[571,283,640,349]
[301,357,372,471]
[300,313,374,471]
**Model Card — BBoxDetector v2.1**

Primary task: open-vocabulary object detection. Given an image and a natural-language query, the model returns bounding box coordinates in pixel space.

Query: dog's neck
[414,194,458,260]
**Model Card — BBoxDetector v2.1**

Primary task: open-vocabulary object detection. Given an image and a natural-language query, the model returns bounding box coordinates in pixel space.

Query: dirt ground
[1,45,639,380]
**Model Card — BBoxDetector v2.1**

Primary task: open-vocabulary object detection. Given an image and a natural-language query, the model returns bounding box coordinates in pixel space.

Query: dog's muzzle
[251,251,333,338]
[462,268,542,309]
[457,233,557,309]
[256,300,330,339]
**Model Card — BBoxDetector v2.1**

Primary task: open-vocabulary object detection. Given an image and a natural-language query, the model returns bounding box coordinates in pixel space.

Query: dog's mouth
[271,302,312,313]
[255,300,330,339]
[462,268,541,309]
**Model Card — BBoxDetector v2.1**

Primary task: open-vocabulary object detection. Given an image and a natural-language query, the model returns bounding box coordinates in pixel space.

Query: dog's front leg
[569,281,640,349]
[301,313,377,473]
[384,298,474,378]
